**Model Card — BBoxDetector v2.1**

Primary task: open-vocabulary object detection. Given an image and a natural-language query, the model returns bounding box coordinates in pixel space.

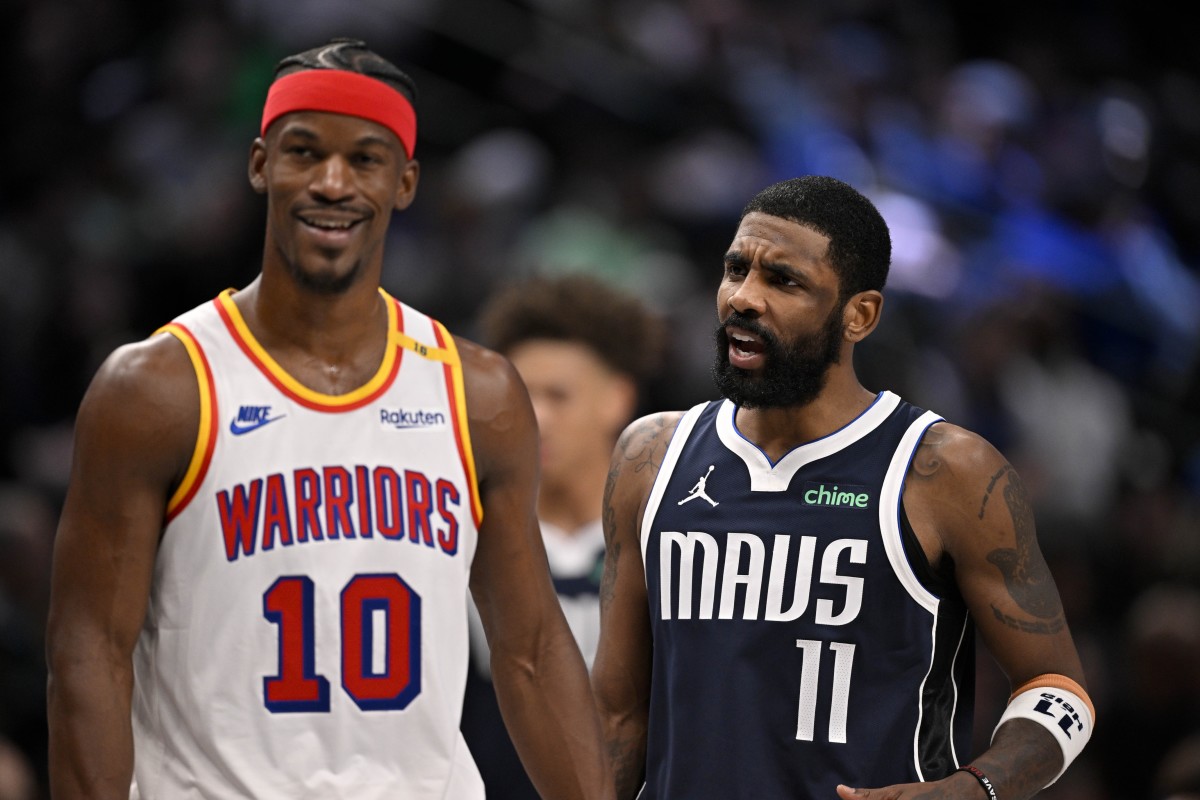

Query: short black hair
[740,176,891,298]
[273,37,418,107]
[480,274,665,383]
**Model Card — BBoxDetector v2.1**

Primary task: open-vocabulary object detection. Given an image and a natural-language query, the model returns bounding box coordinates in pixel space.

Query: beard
[711,304,844,409]
[286,255,366,296]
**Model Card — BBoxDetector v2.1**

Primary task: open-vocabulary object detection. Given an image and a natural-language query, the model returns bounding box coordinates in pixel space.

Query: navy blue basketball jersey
[639,391,974,798]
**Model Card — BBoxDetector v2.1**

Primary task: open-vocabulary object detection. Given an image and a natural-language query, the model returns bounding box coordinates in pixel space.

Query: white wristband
[992,685,1093,785]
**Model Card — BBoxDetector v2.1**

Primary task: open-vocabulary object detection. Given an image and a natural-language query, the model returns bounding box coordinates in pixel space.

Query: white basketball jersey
[131,289,485,799]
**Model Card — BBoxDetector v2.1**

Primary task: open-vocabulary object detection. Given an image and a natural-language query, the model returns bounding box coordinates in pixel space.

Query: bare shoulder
[612,410,688,483]
[908,421,1007,487]
[451,334,537,485]
[905,420,1039,573]
[75,331,199,486]
[453,334,526,413]
[602,411,687,534]
[85,332,196,417]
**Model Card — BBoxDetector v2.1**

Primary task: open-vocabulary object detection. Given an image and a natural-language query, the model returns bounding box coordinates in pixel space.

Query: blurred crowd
[3,0,1200,798]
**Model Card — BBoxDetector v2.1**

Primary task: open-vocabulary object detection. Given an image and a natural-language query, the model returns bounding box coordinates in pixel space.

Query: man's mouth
[299,214,363,231]
[729,330,764,356]
[726,326,767,368]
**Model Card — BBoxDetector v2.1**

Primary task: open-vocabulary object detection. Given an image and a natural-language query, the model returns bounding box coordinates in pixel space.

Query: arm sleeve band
[991,674,1094,785]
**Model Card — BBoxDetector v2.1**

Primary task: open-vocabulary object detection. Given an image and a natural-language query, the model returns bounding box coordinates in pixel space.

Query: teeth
[305,219,354,230]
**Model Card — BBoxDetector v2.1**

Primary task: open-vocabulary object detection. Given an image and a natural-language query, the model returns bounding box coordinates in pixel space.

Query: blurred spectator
[463,273,665,798]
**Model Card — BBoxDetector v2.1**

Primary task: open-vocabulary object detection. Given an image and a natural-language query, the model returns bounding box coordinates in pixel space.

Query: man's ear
[394,159,420,210]
[248,138,268,194]
[842,290,883,342]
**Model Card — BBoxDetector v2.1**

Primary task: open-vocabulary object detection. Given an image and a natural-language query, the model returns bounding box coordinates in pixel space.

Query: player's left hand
[836,773,979,799]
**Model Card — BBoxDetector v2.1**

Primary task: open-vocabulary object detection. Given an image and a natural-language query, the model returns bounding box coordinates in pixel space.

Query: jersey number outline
[795,638,856,742]
[262,573,422,713]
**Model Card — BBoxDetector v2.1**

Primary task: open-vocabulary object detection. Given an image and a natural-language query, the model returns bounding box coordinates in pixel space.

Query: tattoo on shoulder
[983,466,1066,634]
[910,426,947,479]
[620,414,674,475]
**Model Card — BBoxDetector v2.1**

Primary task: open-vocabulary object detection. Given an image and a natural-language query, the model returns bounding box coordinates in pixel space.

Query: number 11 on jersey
[796,639,856,742]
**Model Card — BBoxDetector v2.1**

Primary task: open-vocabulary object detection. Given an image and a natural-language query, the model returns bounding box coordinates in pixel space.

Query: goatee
[711,306,844,409]
[286,257,366,296]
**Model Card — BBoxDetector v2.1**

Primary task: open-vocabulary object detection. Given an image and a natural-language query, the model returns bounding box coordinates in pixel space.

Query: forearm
[599,705,647,800]
[47,661,136,799]
[962,719,1063,800]
[491,634,614,800]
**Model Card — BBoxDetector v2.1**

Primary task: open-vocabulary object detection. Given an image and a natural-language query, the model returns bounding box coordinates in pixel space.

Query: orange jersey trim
[433,322,483,529]
[1010,673,1095,723]
[214,289,403,412]
[158,323,219,522]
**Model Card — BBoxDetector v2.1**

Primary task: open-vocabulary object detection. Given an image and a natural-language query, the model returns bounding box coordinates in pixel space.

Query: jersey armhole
[156,323,219,522]
[899,505,958,600]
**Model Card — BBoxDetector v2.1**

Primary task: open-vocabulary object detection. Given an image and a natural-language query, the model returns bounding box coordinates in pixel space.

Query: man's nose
[309,155,354,201]
[726,273,767,317]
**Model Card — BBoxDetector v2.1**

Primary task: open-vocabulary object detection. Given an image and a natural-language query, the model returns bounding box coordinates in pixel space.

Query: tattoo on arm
[978,464,1014,520]
[599,540,621,612]
[623,415,671,475]
[983,466,1066,634]
[600,415,675,615]
[608,732,646,799]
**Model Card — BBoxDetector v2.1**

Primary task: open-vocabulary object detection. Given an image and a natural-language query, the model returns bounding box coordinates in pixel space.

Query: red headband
[261,70,417,158]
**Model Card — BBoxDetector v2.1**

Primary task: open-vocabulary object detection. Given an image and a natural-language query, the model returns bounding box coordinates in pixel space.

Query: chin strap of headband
[261,70,417,158]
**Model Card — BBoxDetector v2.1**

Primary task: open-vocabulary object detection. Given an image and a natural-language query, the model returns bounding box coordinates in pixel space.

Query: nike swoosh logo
[229,415,286,436]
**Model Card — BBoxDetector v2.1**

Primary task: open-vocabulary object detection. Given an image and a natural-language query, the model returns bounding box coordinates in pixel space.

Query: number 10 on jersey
[262,573,422,712]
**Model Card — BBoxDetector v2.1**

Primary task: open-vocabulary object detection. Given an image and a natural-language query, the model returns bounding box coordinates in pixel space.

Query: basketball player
[45,39,612,800]
[461,274,664,798]
[592,176,1093,799]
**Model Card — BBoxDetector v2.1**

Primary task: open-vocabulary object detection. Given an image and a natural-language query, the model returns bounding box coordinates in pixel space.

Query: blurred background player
[461,273,665,799]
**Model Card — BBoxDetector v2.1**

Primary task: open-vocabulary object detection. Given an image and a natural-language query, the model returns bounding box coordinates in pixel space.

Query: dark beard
[711,305,844,409]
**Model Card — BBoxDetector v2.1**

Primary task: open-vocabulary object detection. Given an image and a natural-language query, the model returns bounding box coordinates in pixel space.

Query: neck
[231,275,390,395]
[735,372,877,463]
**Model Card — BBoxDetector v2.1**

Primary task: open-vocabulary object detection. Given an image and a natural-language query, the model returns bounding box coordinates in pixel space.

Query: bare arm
[591,412,682,800]
[460,338,614,800]
[838,422,1087,800]
[46,334,197,799]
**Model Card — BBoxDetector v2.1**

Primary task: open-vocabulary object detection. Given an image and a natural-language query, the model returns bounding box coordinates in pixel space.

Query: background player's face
[507,339,634,486]
[713,213,846,409]
[250,109,418,294]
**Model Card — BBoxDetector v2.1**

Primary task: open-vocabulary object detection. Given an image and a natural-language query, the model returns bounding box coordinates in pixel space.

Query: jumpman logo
[678,465,719,507]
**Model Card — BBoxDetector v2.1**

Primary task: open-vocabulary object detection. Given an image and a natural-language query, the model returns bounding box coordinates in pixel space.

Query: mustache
[718,312,778,349]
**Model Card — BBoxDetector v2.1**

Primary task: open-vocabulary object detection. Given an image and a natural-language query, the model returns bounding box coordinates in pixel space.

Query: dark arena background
[2,1,1199,797]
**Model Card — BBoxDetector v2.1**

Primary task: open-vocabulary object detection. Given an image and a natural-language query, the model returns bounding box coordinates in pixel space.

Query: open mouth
[725,326,767,369]
[729,330,765,357]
